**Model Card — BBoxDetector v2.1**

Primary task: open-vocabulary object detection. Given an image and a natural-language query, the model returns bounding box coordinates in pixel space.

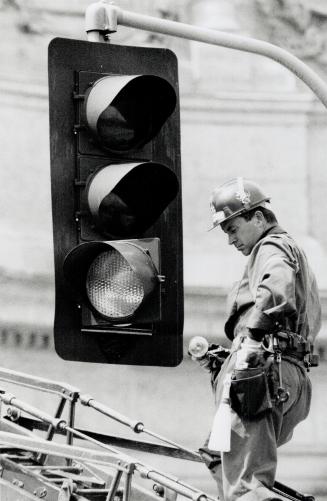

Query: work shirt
[224,225,321,343]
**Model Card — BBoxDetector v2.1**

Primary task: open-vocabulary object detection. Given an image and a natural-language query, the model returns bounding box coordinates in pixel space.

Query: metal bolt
[34,487,47,498]
[153,484,165,497]
[7,406,20,421]
[12,479,24,488]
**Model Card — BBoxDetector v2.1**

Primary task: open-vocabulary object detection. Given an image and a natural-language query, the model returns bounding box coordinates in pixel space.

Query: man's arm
[245,237,298,337]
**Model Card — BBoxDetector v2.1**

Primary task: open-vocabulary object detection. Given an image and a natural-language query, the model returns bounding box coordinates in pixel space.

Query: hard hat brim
[208,200,271,232]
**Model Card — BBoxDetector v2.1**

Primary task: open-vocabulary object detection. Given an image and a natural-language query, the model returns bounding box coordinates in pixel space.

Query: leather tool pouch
[230,367,272,419]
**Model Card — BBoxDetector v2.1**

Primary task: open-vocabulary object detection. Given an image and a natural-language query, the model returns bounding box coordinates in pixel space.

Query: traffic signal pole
[85,1,327,110]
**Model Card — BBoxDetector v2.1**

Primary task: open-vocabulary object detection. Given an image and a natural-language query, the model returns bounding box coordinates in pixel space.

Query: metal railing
[0,368,213,501]
[0,367,316,501]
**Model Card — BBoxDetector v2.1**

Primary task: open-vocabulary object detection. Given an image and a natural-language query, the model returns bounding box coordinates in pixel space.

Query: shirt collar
[259,224,287,241]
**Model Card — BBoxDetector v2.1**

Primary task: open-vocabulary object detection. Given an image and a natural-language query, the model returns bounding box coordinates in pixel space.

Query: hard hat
[209,177,271,229]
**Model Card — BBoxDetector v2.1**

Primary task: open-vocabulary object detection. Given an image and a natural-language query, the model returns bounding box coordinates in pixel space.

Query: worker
[197,177,321,501]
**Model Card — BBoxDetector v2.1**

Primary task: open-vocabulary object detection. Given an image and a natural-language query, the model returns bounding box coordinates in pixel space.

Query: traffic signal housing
[48,38,183,366]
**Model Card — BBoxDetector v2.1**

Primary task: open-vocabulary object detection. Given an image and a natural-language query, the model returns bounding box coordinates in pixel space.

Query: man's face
[221,215,263,256]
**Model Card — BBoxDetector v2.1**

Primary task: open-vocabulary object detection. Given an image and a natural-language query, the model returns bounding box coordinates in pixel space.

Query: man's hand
[235,336,265,369]
[188,336,230,373]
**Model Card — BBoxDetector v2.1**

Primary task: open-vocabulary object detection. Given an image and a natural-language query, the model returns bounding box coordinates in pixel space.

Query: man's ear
[254,210,265,226]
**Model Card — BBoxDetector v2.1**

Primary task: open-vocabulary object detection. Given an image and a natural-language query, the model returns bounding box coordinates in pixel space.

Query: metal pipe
[86,2,327,110]
[37,396,67,464]
[64,425,131,461]
[67,397,76,447]
[0,393,66,430]
[0,368,80,400]
[63,425,214,501]
[80,394,142,431]
[105,469,123,501]
[136,465,208,501]
[123,468,133,501]
[0,431,120,466]
[80,394,201,459]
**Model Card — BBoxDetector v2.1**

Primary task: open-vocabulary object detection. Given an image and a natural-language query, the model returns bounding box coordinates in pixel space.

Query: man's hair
[241,206,278,224]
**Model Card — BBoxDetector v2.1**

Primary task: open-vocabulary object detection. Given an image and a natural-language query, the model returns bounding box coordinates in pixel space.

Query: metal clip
[58,479,76,501]
[274,339,289,404]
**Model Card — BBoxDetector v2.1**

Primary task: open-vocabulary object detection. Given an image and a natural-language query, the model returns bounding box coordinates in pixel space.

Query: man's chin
[234,245,250,255]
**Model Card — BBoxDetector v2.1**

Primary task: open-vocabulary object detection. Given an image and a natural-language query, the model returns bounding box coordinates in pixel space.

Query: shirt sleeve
[245,237,298,332]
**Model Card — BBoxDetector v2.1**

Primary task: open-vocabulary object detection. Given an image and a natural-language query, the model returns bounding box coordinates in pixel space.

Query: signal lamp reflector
[84,74,177,153]
[86,249,144,318]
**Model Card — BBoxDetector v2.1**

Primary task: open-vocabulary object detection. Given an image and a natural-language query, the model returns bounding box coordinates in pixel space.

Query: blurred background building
[0,0,326,498]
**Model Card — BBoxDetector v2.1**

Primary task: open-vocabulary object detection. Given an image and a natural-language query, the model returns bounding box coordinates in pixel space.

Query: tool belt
[229,330,319,420]
[268,331,319,369]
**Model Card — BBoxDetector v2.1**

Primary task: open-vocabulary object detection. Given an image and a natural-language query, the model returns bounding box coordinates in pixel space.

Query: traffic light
[48,38,183,366]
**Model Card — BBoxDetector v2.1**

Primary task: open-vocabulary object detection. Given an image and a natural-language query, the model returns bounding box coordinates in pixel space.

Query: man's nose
[228,234,236,245]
